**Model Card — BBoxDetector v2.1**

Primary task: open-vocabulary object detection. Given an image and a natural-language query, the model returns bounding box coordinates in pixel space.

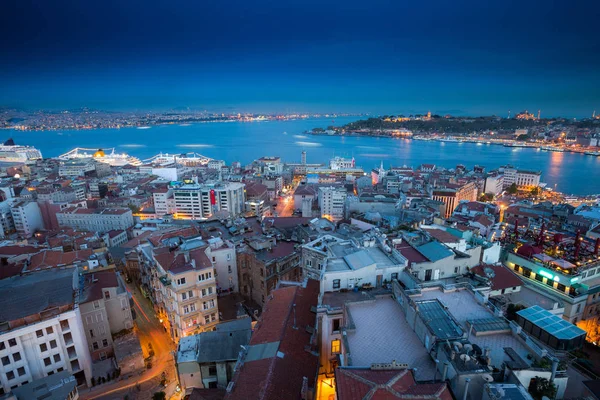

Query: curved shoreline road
[81,282,180,400]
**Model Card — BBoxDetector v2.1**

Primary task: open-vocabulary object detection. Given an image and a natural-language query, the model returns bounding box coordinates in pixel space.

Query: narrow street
[275,196,294,217]
[81,282,180,400]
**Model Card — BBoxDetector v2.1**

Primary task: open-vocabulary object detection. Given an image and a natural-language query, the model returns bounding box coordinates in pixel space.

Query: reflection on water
[6,117,600,195]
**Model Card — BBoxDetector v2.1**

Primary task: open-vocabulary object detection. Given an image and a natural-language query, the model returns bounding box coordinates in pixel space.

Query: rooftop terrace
[345,297,436,380]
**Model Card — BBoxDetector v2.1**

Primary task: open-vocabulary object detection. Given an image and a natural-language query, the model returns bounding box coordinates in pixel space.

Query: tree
[506,303,526,321]
[528,376,557,400]
[531,186,541,196]
[152,391,167,400]
[508,183,518,194]
[480,193,494,202]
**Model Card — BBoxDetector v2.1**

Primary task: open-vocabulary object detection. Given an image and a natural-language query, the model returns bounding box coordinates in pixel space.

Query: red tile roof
[471,264,523,291]
[225,279,320,400]
[394,242,428,263]
[153,246,213,274]
[147,226,202,247]
[335,368,453,400]
[423,228,460,244]
[0,245,41,257]
[27,249,94,271]
[473,214,494,228]
[80,269,120,303]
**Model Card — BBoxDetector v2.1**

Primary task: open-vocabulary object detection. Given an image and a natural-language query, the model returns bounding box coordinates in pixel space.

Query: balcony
[67,346,77,360]
[63,333,73,346]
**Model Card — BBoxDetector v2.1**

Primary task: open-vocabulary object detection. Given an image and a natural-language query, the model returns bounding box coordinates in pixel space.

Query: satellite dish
[460,354,471,362]
[453,342,463,349]
[482,374,494,383]
[463,344,473,353]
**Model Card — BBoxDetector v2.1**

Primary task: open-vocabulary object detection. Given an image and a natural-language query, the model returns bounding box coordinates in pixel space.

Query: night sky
[1,0,599,116]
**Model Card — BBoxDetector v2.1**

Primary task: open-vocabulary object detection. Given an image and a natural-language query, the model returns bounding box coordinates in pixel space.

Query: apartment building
[79,269,134,361]
[236,236,301,308]
[0,200,15,238]
[318,186,347,221]
[152,186,175,217]
[484,174,504,195]
[205,237,238,293]
[501,166,541,189]
[58,161,96,178]
[177,318,251,391]
[172,182,245,220]
[56,207,134,233]
[10,201,44,238]
[152,245,220,341]
[432,181,478,219]
[0,270,92,393]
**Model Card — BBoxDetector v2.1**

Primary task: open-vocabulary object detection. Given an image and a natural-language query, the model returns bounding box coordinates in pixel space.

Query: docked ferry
[58,148,142,166]
[0,138,43,164]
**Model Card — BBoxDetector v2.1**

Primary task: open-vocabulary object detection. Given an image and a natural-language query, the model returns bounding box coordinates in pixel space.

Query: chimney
[575,231,581,260]
[462,378,471,400]
[595,238,600,257]
[442,361,449,381]
[550,359,559,382]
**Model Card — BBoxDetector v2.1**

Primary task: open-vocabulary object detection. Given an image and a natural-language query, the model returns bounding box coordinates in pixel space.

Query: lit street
[80,282,179,400]
[275,196,294,217]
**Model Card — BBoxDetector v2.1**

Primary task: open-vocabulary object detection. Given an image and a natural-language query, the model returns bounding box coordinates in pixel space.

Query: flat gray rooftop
[469,333,531,370]
[503,285,563,311]
[346,297,436,380]
[415,288,491,324]
[0,268,74,323]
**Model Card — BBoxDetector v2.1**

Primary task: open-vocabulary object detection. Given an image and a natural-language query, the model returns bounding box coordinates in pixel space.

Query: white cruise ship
[58,148,142,166]
[143,152,214,166]
[0,139,43,164]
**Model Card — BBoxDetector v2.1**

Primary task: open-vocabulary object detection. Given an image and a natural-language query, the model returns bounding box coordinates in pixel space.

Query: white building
[172,182,245,220]
[318,186,347,221]
[10,201,43,238]
[501,166,541,189]
[302,234,406,294]
[484,174,504,195]
[56,207,134,233]
[205,237,238,293]
[0,200,15,238]
[0,269,92,393]
[329,157,355,170]
[79,269,134,362]
[153,187,175,217]
[58,160,96,178]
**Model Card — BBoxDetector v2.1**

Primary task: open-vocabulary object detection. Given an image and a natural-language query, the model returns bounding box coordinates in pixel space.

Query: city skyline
[1,0,599,117]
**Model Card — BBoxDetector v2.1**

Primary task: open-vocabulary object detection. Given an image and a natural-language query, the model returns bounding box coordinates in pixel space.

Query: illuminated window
[331,339,341,354]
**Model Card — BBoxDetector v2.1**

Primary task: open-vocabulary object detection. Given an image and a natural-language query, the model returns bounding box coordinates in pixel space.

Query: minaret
[301,150,306,165]
[508,110,511,119]
[593,110,596,119]
[537,110,541,120]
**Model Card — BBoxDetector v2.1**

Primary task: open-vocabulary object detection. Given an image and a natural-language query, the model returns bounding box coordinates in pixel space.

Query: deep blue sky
[1,0,599,117]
